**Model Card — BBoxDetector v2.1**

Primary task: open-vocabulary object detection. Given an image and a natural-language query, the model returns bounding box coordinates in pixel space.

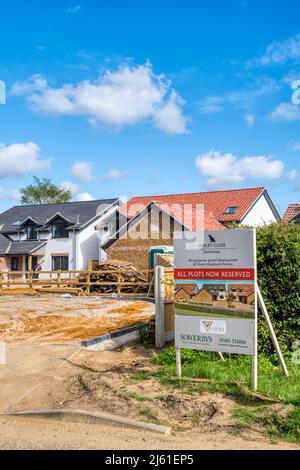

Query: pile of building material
[78,260,151,295]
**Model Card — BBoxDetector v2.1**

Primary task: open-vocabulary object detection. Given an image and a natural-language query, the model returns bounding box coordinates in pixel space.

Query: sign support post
[176,348,182,378]
[252,229,258,391]
[257,285,289,378]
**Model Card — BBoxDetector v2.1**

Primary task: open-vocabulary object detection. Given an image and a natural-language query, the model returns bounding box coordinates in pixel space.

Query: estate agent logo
[0,80,6,104]
[200,319,227,335]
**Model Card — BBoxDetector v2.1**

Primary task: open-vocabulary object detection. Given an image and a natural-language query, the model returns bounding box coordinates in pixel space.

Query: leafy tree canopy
[20,177,72,205]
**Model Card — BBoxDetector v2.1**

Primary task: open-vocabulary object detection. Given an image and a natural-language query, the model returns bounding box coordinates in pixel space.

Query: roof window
[224,206,238,215]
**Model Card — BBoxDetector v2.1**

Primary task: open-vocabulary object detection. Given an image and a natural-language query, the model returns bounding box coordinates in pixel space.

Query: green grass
[129,371,152,381]
[151,347,300,443]
[233,405,300,444]
[152,347,300,405]
[126,391,153,402]
[138,407,160,424]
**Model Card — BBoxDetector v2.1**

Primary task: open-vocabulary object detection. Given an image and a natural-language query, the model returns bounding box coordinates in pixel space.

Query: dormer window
[224,206,238,215]
[27,224,37,240]
[52,222,69,239]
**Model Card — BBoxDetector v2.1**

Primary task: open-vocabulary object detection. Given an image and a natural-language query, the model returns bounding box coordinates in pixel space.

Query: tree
[20,177,72,205]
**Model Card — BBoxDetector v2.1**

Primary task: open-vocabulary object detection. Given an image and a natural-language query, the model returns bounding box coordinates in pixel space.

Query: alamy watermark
[0,80,6,105]
[95,202,206,251]
[291,80,300,106]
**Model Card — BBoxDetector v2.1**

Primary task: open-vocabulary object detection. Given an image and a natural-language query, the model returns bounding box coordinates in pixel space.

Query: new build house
[228,284,255,305]
[0,199,119,274]
[282,204,300,224]
[97,187,280,269]
[99,201,225,269]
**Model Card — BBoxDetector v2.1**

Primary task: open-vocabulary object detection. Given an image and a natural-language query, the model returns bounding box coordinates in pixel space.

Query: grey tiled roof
[0,235,47,255]
[6,241,47,255]
[0,234,10,254]
[0,199,119,234]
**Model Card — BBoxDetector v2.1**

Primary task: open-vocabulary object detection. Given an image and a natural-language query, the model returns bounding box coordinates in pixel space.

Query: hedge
[256,222,300,358]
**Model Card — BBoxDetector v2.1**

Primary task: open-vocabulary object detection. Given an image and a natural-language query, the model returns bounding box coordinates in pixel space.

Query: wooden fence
[0,268,155,297]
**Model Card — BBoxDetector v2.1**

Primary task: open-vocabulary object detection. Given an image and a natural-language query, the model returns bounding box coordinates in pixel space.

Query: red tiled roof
[153,202,225,231]
[175,283,198,296]
[120,187,266,224]
[282,204,300,222]
[228,284,255,297]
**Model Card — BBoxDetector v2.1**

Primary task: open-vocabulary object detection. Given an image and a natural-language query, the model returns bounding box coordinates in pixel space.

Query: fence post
[57,270,61,288]
[86,270,91,296]
[117,270,121,297]
[28,270,33,291]
[155,266,165,348]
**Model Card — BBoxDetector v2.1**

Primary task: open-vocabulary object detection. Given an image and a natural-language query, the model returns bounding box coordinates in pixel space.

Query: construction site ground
[0,295,298,450]
[0,295,154,344]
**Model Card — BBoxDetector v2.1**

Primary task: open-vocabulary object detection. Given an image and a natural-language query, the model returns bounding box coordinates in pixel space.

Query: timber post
[155,265,165,348]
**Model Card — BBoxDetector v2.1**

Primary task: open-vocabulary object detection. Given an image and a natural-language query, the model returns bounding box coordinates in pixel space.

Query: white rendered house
[0,198,120,275]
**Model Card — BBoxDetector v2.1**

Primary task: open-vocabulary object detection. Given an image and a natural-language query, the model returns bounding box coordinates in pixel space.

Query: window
[52,222,69,238]
[26,224,37,240]
[52,256,69,271]
[224,206,238,215]
[11,257,19,271]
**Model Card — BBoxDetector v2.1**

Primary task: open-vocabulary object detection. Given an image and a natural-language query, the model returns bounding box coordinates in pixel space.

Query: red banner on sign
[174,268,255,281]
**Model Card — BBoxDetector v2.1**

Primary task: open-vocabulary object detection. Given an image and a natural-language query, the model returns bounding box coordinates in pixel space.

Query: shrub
[256,223,300,357]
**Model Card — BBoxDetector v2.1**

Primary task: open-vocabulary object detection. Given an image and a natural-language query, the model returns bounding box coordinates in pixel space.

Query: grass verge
[150,346,300,443]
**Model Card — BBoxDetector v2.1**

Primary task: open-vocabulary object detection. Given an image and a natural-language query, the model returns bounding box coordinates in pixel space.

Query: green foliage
[20,177,72,205]
[138,323,150,345]
[126,391,153,402]
[152,347,300,405]
[152,347,206,365]
[228,222,300,357]
[233,405,300,443]
[256,223,300,356]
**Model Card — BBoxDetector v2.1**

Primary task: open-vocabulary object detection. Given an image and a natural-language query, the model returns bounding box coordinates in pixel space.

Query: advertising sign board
[174,229,257,356]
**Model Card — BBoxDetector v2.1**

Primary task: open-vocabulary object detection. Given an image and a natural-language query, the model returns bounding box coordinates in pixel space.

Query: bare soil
[0,296,298,450]
[0,296,154,344]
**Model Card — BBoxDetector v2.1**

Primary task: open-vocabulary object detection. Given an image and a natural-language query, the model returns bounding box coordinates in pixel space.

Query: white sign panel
[174,229,257,356]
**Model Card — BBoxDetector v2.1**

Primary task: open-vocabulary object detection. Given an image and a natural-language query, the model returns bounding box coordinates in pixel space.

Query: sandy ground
[0,296,154,344]
[1,415,298,450]
[0,341,299,450]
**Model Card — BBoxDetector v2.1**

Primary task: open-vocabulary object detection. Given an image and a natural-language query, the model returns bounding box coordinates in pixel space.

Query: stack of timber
[78,260,151,295]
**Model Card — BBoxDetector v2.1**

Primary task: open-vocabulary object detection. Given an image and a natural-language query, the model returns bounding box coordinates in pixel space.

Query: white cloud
[245,113,256,127]
[197,78,279,121]
[11,62,188,134]
[259,33,300,66]
[153,91,188,134]
[288,169,298,180]
[74,192,94,201]
[102,169,129,182]
[71,161,93,182]
[60,181,80,195]
[195,150,284,188]
[270,103,300,121]
[226,78,279,108]
[64,5,81,15]
[0,142,50,178]
[0,188,21,202]
[198,96,224,114]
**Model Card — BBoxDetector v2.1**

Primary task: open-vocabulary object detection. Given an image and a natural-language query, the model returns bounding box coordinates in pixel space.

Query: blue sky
[1,0,300,215]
